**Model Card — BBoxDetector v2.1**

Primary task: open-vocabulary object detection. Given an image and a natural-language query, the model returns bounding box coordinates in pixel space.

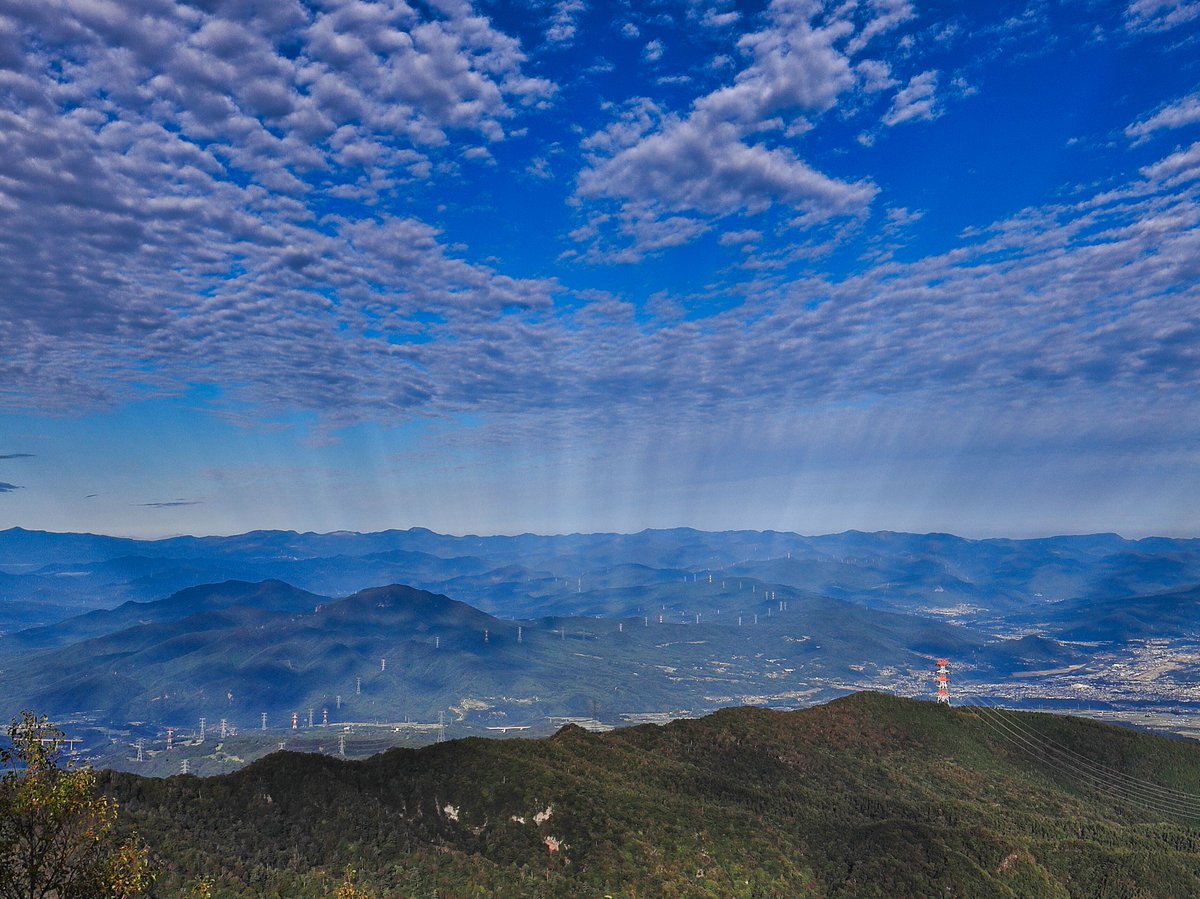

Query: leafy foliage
[0,712,152,899]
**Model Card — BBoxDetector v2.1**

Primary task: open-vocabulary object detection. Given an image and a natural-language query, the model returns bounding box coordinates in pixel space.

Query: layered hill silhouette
[4,526,1200,634]
[101,692,1200,898]
[0,580,999,726]
[4,526,1200,750]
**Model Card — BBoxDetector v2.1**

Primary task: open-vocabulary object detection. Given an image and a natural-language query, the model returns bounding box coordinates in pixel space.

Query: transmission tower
[261,712,267,731]
[936,658,951,705]
[437,710,446,743]
[181,758,189,775]
[135,739,144,763]
[198,717,206,741]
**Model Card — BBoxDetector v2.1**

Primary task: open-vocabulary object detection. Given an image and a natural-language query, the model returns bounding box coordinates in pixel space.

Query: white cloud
[882,70,940,126]
[573,0,889,260]
[578,112,876,218]
[1125,0,1200,31]
[702,10,741,28]
[1141,141,1200,184]
[719,229,763,245]
[526,156,553,178]
[546,0,585,44]
[643,39,664,62]
[845,0,914,55]
[1127,93,1200,143]
[856,59,897,93]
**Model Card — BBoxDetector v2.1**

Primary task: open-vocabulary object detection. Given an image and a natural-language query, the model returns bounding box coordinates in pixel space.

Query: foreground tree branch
[0,712,152,899]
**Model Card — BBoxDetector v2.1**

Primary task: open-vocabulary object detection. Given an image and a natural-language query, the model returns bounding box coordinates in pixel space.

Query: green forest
[63,693,1200,898]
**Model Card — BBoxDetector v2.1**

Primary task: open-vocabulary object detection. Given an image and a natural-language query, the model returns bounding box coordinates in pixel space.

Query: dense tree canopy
[97,694,1200,897]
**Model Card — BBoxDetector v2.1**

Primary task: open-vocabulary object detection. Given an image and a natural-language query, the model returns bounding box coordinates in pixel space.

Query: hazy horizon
[4,521,1198,544]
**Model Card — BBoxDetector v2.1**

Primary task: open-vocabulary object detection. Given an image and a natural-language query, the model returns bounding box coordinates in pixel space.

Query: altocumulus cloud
[573,0,891,261]
[0,0,1196,468]
[0,0,555,421]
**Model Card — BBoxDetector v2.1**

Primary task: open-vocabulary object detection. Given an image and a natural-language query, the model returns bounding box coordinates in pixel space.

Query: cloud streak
[1127,92,1200,143]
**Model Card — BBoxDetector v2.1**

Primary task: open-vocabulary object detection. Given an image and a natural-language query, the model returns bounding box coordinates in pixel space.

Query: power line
[958,684,1200,819]
[972,700,1200,818]
[963,684,1200,802]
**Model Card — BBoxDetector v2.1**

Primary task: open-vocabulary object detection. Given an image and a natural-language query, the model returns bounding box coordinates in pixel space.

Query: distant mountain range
[100,691,1200,898]
[2,525,1199,739]
[3,525,1199,631]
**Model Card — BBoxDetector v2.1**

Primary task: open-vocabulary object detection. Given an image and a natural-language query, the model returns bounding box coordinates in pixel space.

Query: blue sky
[1,0,1199,538]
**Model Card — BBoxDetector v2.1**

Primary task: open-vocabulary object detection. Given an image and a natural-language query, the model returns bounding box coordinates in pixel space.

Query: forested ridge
[99,693,1200,897]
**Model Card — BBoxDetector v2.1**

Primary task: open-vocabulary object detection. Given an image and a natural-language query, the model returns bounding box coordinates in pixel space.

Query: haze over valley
[3,525,1200,778]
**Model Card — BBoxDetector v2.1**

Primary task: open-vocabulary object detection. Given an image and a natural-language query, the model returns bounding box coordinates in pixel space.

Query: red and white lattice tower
[935,658,951,705]
[166,727,174,750]
[291,712,298,730]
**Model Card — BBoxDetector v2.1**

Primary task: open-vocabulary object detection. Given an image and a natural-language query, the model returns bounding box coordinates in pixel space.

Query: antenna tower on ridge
[936,659,951,705]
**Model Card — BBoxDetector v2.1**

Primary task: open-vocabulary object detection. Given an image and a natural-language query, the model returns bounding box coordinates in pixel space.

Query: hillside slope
[101,692,1200,898]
